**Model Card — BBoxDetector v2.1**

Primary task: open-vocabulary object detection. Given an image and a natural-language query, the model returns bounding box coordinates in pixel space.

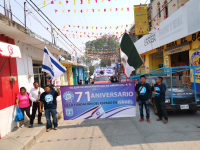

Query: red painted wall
[0,35,19,110]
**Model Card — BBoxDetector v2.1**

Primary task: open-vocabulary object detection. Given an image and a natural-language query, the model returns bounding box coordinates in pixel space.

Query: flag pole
[38,71,43,98]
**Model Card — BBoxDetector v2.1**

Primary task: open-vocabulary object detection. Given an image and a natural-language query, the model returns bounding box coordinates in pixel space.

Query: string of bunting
[45,0,118,5]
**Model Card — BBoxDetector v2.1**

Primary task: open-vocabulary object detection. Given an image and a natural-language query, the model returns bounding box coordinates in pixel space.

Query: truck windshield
[162,78,184,88]
[95,76,109,81]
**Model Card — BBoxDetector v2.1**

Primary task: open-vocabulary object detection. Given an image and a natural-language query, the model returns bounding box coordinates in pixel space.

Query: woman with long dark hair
[16,87,31,127]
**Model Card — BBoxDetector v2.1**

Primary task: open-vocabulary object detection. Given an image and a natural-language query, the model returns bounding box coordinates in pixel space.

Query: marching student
[135,75,152,123]
[29,81,44,128]
[152,77,168,124]
[39,85,60,132]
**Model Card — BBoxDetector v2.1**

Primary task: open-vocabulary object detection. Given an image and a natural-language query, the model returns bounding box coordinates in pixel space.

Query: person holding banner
[151,77,168,124]
[135,75,152,123]
[39,85,60,132]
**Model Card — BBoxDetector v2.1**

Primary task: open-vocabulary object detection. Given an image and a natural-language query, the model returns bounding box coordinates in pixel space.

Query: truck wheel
[187,110,197,114]
[153,100,158,115]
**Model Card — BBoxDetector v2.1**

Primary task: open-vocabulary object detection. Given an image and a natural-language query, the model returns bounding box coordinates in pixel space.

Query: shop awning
[0,41,21,59]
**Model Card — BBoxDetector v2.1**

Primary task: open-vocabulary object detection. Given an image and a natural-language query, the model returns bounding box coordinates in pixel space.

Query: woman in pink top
[16,87,31,127]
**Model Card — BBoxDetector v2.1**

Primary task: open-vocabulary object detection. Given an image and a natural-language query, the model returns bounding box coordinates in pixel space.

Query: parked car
[145,76,200,114]
[94,76,111,84]
[119,74,131,83]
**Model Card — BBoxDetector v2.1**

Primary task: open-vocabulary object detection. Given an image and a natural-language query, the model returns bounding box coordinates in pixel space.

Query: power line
[26,0,78,54]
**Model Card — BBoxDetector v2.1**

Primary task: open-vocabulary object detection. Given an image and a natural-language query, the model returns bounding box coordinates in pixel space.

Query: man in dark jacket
[135,75,152,123]
[152,76,168,124]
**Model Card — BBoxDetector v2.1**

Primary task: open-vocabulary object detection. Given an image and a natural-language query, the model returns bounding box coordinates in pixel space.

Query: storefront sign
[60,83,136,120]
[165,42,190,56]
[0,42,21,58]
[190,52,200,73]
[134,5,149,35]
[135,0,200,54]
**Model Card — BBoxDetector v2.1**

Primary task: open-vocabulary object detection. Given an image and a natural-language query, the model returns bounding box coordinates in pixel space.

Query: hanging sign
[0,42,21,59]
[134,4,149,35]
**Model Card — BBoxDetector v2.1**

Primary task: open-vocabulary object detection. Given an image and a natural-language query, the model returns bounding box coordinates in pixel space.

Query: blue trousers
[45,108,57,129]
[138,100,150,119]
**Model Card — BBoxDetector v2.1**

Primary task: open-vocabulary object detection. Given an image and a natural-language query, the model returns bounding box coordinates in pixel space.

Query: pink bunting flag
[154,27,156,29]
[104,9,106,12]
[84,32,86,34]
[164,16,166,19]
[100,33,102,35]
[162,5,164,8]
[151,6,153,9]
[92,32,94,35]
[55,9,58,13]
[80,35,82,37]
[127,7,129,11]
[172,4,176,7]
[66,30,69,32]
[76,31,77,33]
[68,10,70,13]
[80,0,83,4]
[105,27,107,29]
[126,25,128,27]
[116,8,118,11]
[181,4,184,6]
[139,7,141,10]
[95,0,97,3]
[86,26,88,29]
[66,1,68,4]
[92,9,94,12]
[154,19,156,21]
[108,0,110,1]
[69,25,71,27]
[158,28,159,30]
[58,28,60,30]
[96,27,98,29]
[116,32,118,34]
[80,10,83,13]
[77,26,80,28]
[47,27,48,30]
[51,1,54,4]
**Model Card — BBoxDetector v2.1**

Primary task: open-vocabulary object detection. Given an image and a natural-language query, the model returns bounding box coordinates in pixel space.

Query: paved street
[30,104,200,150]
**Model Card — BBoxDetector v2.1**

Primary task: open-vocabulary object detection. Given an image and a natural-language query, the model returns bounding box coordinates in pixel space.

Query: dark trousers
[138,100,150,119]
[155,101,168,120]
[20,107,31,120]
[30,102,42,125]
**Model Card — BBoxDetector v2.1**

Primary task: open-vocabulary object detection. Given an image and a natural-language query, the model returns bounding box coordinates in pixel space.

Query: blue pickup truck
[145,76,200,114]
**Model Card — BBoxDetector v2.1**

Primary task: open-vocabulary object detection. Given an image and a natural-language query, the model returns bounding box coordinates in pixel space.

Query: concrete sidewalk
[0,96,63,150]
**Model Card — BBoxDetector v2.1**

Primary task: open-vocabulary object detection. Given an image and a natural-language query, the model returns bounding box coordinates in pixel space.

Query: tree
[85,35,120,67]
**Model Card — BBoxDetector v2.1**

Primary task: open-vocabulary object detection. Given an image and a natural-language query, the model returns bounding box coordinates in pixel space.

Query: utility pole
[24,2,26,28]
[4,0,6,16]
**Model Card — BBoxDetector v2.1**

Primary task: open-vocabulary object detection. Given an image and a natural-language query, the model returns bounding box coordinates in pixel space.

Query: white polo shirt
[29,87,45,102]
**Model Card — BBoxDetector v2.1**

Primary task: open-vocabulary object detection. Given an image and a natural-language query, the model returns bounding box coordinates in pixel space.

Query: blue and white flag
[42,47,66,82]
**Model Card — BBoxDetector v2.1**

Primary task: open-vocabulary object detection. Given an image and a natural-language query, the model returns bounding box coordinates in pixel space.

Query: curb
[19,109,63,150]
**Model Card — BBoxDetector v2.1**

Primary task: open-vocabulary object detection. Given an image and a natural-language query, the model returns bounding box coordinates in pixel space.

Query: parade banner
[60,83,136,120]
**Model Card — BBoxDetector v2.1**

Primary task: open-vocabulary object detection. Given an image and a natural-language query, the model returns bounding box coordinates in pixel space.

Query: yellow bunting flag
[121,8,123,11]
[59,1,61,4]
[63,26,65,28]
[130,24,132,26]
[43,1,46,5]
[88,0,90,4]
[110,8,112,12]
[53,28,55,30]
[92,27,93,29]
[102,0,104,2]
[86,9,88,12]
[156,5,158,9]
[121,25,123,28]
[98,9,100,12]
[167,4,169,7]
[101,27,102,29]
[178,4,181,6]
[110,26,112,29]
[144,6,147,9]
[62,10,65,13]
[74,0,76,5]
[129,30,131,32]
[73,25,76,27]
[74,10,76,13]
[82,26,84,29]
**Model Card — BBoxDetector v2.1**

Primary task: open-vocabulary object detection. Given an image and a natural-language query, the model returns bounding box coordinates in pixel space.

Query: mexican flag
[120,33,143,78]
